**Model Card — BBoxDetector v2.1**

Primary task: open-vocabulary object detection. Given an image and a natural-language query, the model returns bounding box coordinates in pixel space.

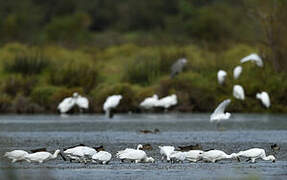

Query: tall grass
[123,54,160,86]
[3,54,50,75]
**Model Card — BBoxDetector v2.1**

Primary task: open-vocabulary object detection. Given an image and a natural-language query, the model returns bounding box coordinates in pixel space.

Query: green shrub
[1,75,37,96]
[123,54,160,86]
[31,86,61,110]
[0,94,12,113]
[10,95,44,113]
[3,54,50,75]
[49,62,99,92]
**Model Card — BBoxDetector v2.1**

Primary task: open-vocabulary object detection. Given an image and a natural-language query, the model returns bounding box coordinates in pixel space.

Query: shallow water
[0,113,287,179]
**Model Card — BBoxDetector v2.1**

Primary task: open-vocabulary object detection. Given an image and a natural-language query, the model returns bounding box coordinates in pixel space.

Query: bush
[123,54,160,86]
[3,54,50,75]
[10,95,44,114]
[1,75,37,96]
[49,62,100,92]
[31,86,61,111]
[0,94,12,113]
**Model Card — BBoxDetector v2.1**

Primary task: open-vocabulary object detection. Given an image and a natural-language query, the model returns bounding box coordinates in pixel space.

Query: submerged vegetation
[0,0,286,113]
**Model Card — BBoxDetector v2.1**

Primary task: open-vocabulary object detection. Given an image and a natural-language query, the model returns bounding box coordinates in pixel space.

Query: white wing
[92,151,112,161]
[233,66,242,79]
[57,97,75,113]
[240,53,263,67]
[211,99,231,116]
[75,96,89,109]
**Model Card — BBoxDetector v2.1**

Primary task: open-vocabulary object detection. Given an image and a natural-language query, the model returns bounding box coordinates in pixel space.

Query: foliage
[3,54,50,75]
[123,54,161,86]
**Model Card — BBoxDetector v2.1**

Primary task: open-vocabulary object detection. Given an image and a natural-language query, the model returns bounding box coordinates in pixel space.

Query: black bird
[177,144,203,151]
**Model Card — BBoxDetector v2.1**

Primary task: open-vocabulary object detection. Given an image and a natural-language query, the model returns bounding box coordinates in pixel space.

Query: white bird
[117,149,151,163]
[233,85,245,100]
[240,53,263,67]
[116,144,143,158]
[210,99,231,124]
[256,91,271,108]
[156,94,177,110]
[233,65,242,79]
[235,148,275,163]
[198,150,237,163]
[92,151,112,164]
[63,146,97,163]
[170,151,186,163]
[184,150,204,163]
[217,70,227,85]
[4,150,29,163]
[57,92,89,114]
[140,94,159,109]
[24,150,61,163]
[103,95,122,118]
[158,146,175,162]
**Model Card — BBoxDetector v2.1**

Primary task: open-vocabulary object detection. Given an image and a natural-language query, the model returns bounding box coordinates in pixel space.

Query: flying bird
[170,58,187,78]
[217,70,227,85]
[256,91,271,108]
[103,95,123,118]
[240,53,263,67]
[57,92,89,114]
[233,85,245,100]
[233,65,242,79]
[210,99,231,129]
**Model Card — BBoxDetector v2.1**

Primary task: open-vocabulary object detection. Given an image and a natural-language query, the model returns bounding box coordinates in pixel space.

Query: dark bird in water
[140,128,160,134]
[142,144,153,151]
[170,58,187,78]
[30,148,47,153]
[271,144,280,151]
[177,144,203,151]
[94,145,105,152]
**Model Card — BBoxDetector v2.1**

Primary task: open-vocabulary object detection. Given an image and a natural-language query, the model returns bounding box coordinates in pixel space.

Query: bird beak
[272,160,276,163]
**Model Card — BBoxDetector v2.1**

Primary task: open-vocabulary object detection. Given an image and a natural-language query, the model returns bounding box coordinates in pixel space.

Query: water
[0,113,287,179]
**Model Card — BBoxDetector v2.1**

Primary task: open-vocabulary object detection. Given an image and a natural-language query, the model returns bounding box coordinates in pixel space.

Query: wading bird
[4,150,29,163]
[63,146,97,163]
[24,149,61,163]
[199,149,237,163]
[217,70,227,85]
[159,146,175,162]
[156,94,177,110]
[234,148,275,163]
[103,95,122,118]
[92,151,112,164]
[184,150,204,163]
[170,58,187,78]
[139,94,159,109]
[256,91,271,108]
[57,92,89,114]
[233,85,245,100]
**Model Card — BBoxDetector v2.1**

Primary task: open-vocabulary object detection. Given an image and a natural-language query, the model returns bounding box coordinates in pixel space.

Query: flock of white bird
[57,92,178,118]
[4,145,275,164]
[4,53,276,167]
[212,53,271,126]
[217,53,270,107]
